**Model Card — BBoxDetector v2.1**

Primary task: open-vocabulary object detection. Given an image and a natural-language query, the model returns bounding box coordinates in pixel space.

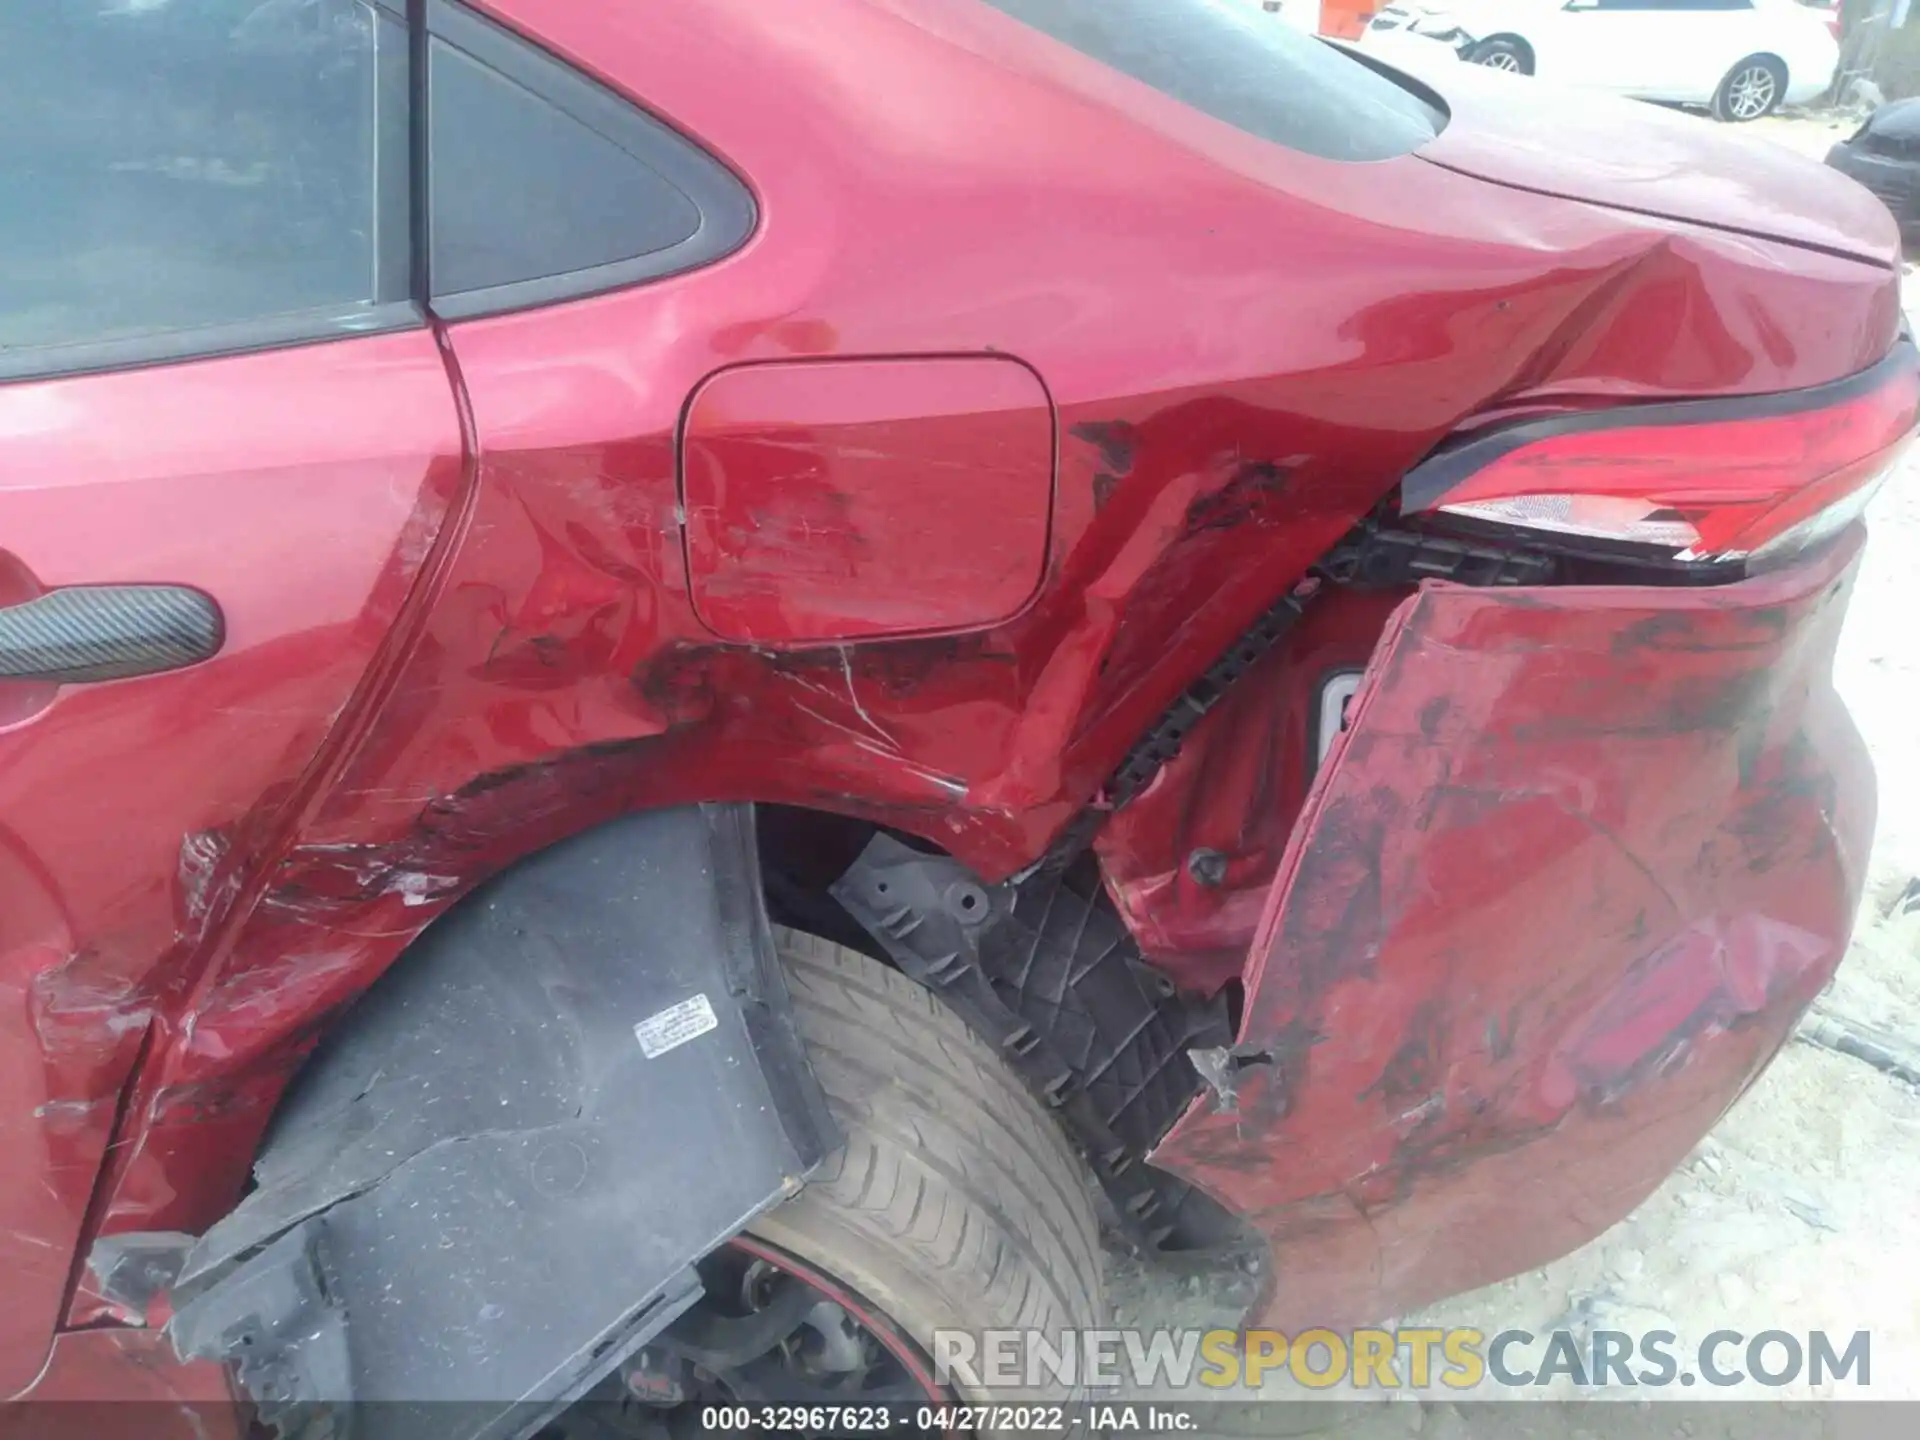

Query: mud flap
[151,805,833,1440]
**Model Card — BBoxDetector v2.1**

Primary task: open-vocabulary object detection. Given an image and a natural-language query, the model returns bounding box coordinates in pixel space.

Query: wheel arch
[1741,49,1790,79]
[98,804,841,1437]
[1474,32,1537,71]
[92,778,1231,1407]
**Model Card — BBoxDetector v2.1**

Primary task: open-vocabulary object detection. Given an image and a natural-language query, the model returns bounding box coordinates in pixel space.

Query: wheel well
[1479,33,1535,66]
[157,806,838,1423]
[755,801,1247,1254]
[756,803,894,960]
[1736,52,1788,80]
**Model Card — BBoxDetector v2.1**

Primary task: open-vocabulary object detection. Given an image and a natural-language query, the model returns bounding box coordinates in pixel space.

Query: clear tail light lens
[1401,341,1920,566]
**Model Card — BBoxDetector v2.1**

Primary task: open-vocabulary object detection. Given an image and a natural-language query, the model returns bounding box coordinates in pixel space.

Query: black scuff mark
[1502,668,1777,747]
[1721,729,1836,876]
[761,633,1008,697]
[482,628,571,678]
[1072,420,1139,476]
[1359,997,1446,1107]
[1657,668,1775,733]
[1218,782,1402,1136]
[1361,1089,1564,1212]
[1484,1006,1519,1063]
[1277,782,1402,999]
[1735,710,1772,789]
[638,634,1014,714]
[1181,460,1297,537]
[1072,420,1140,513]
[632,642,724,728]
[1611,607,1792,657]
[265,737,662,922]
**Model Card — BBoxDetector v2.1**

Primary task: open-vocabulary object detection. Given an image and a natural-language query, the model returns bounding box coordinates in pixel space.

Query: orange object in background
[1319,0,1373,37]
[1256,0,1373,40]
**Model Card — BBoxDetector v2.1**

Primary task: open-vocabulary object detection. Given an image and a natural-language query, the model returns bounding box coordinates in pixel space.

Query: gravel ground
[1106,110,1920,1419]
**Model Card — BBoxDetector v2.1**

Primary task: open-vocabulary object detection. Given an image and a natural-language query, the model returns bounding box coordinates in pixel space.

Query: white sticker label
[634,993,719,1059]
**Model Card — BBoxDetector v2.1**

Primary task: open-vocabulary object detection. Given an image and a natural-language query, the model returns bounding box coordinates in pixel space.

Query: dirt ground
[1106,109,1920,1418]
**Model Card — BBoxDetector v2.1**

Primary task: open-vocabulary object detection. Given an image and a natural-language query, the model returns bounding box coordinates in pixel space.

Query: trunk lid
[1376,51,1899,266]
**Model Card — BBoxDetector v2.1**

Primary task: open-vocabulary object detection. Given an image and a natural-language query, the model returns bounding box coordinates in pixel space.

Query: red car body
[0,0,1909,1419]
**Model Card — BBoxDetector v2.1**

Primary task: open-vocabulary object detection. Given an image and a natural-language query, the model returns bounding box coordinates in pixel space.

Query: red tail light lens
[1401,342,1920,566]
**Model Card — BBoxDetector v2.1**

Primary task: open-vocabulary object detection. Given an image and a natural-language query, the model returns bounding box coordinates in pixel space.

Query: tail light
[1401,341,1920,568]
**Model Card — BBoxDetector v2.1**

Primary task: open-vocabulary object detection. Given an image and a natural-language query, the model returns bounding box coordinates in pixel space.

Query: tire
[1713,55,1786,122]
[1466,37,1532,74]
[748,928,1105,1405]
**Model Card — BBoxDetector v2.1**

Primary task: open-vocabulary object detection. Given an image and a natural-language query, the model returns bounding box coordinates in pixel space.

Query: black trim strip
[373,3,414,306]
[1402,338,1920,513]
[0,303,422,386]
[409,0,433,305]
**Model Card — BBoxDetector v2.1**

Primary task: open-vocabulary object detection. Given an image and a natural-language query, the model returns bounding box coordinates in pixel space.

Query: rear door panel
[0,334,461,1393]
[0,0,454,1389]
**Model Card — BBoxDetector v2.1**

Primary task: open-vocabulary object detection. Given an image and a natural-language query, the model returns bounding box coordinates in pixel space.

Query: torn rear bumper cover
[1154,529,1875,1329]
[142,806,833,1440]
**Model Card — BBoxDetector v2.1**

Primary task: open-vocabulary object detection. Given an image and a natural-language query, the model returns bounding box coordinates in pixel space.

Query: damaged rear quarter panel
[1153,531,1874,1329]
[57,0,1901,1346]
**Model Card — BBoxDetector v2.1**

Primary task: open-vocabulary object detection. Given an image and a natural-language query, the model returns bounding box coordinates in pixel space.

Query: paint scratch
[839,647,899,752]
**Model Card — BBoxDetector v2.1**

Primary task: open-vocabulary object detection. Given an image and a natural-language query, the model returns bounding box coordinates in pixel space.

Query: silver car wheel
[1727,63,1778,120]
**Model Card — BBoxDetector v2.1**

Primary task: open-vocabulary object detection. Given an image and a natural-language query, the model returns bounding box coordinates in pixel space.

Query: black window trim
[0,0,754,382]
[0,303,424,387]
[422,0,757,322]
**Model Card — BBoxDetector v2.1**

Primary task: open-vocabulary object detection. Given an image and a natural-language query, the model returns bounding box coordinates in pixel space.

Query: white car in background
[1361,0,1841,121]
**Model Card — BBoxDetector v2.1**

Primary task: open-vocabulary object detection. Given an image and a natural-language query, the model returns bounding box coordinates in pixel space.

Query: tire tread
[750,930,1104,1396]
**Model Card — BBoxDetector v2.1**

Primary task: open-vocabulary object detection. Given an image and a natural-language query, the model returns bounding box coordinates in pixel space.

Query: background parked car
[1362,0,1840,120]
[1829,98,1920,242]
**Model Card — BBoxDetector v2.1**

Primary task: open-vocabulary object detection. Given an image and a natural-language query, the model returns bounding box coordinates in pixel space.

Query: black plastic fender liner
[831,834,1236,1252]
[156,804,835,1440]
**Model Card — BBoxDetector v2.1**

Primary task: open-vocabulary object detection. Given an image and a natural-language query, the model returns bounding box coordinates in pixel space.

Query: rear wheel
[1467,37,1533,74]
[1713,55,1786,122]
[750,930,1105,1393]
[546,931,1105,1435]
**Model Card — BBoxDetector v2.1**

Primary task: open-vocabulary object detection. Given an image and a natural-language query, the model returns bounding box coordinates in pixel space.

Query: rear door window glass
[0,0,410,377]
